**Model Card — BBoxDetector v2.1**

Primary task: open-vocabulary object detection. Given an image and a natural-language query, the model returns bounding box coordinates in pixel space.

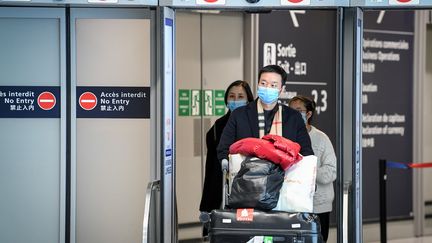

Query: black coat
[199,112,231,212]
[217,99,314,161]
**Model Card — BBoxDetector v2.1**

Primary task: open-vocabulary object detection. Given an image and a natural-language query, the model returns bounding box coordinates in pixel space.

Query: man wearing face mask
[217,65,314,164]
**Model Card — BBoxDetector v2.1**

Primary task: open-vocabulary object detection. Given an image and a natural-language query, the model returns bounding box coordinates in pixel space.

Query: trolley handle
[221,159,229,209]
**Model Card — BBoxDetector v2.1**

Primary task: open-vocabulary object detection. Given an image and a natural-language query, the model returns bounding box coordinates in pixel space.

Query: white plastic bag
[228,154,245,192]
[274,155,317,213]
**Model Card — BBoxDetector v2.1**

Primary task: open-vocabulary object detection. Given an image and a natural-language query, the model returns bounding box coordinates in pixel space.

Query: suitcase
[207,209,322,243]
[200,159,323,243]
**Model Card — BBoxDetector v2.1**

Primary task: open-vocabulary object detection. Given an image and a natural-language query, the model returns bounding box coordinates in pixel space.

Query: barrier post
[379,159,387,243]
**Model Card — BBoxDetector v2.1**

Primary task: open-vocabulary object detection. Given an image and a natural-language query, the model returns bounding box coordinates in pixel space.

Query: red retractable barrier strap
[407,162,432,168]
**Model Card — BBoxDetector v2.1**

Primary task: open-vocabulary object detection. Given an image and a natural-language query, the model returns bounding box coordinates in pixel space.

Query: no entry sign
[281,0,310,5]
[76,87,150,118]
[37,91,56,111]
[196,0,225,5]
[79,92,97,111]
[0,86,60,118]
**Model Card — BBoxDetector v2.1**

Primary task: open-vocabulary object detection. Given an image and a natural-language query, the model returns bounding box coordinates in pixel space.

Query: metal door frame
[162,5,363,243]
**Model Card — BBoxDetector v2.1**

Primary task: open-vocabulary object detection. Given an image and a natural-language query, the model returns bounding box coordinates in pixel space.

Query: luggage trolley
[200,158,323,243]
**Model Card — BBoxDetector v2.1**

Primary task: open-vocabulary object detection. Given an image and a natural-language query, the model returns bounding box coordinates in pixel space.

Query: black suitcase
[207,209,322,243]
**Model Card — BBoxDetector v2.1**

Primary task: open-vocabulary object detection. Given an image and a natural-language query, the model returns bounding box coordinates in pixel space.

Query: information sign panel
[259,10,337,144]
[362,10,414,221]
[76,86,150,118]
[214,90,225,116]
[0,86,60,118]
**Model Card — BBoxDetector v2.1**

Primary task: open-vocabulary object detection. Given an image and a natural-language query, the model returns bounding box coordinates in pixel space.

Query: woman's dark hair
[258,65,287,84]
[289,95,316,124]
[224,80,254,106]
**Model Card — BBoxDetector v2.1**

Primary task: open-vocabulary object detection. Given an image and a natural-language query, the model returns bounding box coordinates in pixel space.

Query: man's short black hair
[258,65,287,84]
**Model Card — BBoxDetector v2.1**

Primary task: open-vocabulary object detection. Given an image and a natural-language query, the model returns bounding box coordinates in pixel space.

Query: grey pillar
[157,7,177,243]
[340,7,363,243]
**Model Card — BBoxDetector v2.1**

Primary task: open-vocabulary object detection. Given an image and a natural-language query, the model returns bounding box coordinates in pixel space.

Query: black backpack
[228,157,284,211]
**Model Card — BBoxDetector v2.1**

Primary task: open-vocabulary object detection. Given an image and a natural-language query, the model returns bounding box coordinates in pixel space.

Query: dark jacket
[217,99,314,161]
[199,112,231,212]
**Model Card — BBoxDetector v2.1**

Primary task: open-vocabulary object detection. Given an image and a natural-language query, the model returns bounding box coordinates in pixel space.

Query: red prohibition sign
[79,92,98,111]
[287,0,304,3]
[397,0,412,2]
[37,91,56,110]
[204,0,218,2]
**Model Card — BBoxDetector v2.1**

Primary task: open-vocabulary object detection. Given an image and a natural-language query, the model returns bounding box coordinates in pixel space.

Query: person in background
[289,95,337,243]
[199,80,254,214]
[217,65,314,163]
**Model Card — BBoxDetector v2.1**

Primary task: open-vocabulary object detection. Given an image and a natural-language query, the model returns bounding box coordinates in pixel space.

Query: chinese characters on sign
[76,87,150,118]
[0,86,60,118]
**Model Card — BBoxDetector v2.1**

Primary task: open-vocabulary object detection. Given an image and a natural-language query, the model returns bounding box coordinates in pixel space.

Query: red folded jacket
[229,135,302,170]
[262,134,301,159]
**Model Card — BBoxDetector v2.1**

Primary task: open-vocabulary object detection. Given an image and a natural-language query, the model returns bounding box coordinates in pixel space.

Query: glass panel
[0,17,61,243]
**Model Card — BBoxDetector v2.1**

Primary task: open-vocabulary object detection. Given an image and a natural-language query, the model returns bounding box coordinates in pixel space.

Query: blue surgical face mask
[227,100,247,111]
[257,86,280,105]
[300,111,308,124]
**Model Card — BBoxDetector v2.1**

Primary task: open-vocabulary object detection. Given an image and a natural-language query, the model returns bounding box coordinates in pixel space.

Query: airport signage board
[159,0,349,8]
[178,89,225,117]
[259,10,338,145]
[362,10,414,221]
[0,86,60,118]
[76,86,150,118]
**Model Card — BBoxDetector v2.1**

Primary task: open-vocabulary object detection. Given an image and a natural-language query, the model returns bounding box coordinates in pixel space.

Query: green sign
[178,89,225,117]
[178,90,190,116]
[214,90,225,116]
[203,90,214,116]
[191,89,201,116]
[263,236,273,243]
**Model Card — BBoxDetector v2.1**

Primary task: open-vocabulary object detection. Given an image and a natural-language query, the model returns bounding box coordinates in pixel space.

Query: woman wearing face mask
[199,80,254,216]
[289,95,337,243]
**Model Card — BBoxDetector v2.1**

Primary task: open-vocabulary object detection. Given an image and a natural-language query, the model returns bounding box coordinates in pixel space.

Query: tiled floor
[369,236,432,243]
